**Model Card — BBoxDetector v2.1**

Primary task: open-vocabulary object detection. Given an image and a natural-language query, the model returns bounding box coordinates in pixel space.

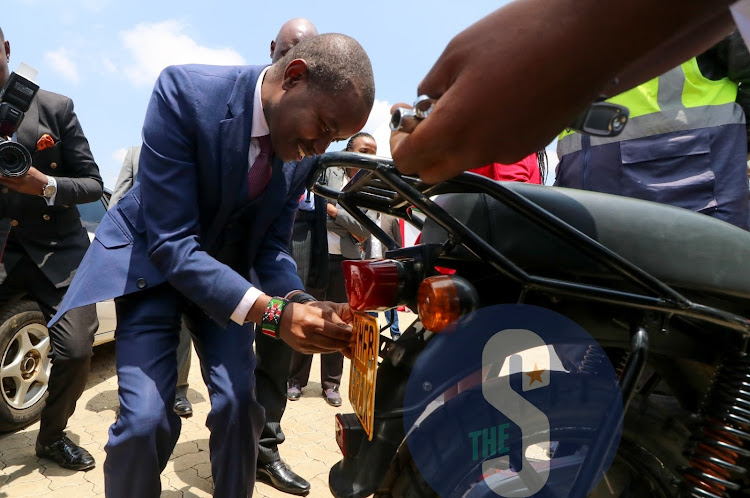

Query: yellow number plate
[349,312,380,440]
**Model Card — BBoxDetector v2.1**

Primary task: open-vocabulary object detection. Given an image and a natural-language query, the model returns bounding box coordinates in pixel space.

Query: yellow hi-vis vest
[558,58,745,156]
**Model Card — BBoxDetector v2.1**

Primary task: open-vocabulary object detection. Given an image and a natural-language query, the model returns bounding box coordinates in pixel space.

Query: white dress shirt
[230,67,270,325]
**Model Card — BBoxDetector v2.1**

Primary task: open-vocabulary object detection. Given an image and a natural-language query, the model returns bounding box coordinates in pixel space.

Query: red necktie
[248,135,272,200]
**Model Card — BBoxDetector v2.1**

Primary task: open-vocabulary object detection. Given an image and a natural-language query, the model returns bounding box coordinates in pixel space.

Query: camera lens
[0,140,31,177]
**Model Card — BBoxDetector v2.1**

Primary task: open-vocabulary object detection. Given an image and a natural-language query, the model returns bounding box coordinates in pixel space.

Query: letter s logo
[482,329,550,497]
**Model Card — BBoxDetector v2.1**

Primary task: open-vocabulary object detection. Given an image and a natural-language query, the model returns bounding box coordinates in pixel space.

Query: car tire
[0,300,51,432]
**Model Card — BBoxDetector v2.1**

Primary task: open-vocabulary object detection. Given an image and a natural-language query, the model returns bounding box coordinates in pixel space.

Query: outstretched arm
[391,0,737,184]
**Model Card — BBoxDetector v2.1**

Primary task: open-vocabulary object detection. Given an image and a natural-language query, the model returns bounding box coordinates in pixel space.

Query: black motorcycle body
[310,152,750,498]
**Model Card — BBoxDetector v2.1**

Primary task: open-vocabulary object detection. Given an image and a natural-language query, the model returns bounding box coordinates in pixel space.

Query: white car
[0,190,116,432]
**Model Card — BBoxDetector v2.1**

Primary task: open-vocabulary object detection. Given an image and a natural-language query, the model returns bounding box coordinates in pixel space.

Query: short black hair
[273,33,375,109]
[345,132,375,151]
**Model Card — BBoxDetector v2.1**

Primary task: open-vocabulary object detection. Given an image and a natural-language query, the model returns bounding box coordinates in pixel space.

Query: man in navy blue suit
[50,33,375,497]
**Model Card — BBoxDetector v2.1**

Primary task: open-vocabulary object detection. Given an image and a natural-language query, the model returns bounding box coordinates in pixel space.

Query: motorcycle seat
[420,183,750,303]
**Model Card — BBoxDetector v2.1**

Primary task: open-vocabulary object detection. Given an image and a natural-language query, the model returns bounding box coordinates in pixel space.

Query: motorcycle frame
[311,152,750,338]
[309,151,750,496]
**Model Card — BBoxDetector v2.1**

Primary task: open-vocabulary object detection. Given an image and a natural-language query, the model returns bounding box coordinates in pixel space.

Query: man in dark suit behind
[50,33,374,497]
[0,26,102,471]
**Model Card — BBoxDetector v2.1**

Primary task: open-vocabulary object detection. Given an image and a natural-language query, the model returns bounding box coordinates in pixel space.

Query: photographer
[0,26,102,471]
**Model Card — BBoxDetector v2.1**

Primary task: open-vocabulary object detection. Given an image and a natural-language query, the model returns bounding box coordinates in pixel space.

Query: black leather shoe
[173,396,193,418]
[286,382,302,401]
[323,386,342,407]
[35,435,95,471]
[257,459,311,495]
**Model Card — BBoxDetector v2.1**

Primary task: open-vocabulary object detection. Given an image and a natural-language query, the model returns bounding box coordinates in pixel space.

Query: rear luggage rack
[309,151,750,340]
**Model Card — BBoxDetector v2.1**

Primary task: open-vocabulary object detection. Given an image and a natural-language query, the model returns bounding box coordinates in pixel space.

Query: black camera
[0,71,39,177]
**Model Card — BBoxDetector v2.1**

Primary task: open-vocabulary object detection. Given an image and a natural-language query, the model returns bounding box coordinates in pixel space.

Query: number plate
[349,312,380,440]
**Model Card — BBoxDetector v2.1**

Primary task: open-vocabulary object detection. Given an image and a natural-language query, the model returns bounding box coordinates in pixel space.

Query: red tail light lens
[335,414,346,456]
[343,259,403,312]
[334,413,365,457]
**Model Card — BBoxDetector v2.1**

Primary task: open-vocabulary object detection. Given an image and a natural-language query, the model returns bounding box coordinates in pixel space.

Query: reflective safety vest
[558,57,745,156]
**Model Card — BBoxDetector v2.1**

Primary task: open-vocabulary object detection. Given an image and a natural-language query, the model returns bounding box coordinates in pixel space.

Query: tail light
[418,275,479,332]
[335,414,346,455]
[335,413,365,457]
[343,259,413,312]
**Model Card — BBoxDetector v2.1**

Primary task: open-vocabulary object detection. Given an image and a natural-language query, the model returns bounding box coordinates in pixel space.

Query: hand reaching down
[279,300,355,356]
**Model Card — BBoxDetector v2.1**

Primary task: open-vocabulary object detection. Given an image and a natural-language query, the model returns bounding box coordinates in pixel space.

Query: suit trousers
[105,284,263,498]
[0,252,97,444]
[288,254,346,391]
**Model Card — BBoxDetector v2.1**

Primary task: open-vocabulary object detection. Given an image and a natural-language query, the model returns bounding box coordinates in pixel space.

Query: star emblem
[525,363,546,386]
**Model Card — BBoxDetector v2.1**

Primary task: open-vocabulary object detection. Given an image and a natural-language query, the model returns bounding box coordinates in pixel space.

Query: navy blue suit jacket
[51,64,311,327]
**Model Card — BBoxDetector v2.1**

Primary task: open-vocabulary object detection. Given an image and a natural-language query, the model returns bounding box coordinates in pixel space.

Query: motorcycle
[309,151,750,498]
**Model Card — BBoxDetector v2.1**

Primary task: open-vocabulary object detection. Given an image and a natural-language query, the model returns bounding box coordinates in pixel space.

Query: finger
[389,130,408,158]
[294,343,345,355]
[319,319,355,342]
[327,310,348,327]
[302,333,351,353]
[392,81,490,183]
[336,305,355,324]
[341,346,353,360]
[390,102,413,114]
[390,100,455,180]
[417,63,450,102]
[309,301,339,323]
[327,302,355,324]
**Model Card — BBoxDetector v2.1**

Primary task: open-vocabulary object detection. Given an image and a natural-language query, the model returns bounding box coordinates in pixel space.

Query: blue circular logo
[404,304,623,497]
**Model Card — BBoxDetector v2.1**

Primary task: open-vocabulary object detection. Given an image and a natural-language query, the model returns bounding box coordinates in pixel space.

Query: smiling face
[264,60,371,162]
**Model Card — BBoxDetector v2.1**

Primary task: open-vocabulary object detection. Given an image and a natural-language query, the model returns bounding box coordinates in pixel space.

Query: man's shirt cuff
[230,286,264,325]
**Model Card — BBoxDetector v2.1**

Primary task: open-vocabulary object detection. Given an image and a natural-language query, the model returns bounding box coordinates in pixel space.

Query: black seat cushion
[420,183,750,302]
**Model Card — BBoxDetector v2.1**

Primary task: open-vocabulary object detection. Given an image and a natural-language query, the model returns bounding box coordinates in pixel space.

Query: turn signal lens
[343,259,402,312]
[418,275,478,332]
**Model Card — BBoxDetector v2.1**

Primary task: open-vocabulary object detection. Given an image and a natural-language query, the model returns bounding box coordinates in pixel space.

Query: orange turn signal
[417,275,478,332]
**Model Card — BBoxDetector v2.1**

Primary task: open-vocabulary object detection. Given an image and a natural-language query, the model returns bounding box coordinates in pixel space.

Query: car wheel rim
[1,322,51,410]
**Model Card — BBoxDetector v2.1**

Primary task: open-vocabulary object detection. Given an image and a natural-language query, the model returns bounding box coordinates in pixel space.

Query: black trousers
[175,322,192,398]
[0,253,97,444]
[255,213,327,464]
[288,254,345,391]
[254,330,295,464]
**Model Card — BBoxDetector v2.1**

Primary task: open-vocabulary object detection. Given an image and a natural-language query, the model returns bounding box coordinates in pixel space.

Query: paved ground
[0,313,416,498]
